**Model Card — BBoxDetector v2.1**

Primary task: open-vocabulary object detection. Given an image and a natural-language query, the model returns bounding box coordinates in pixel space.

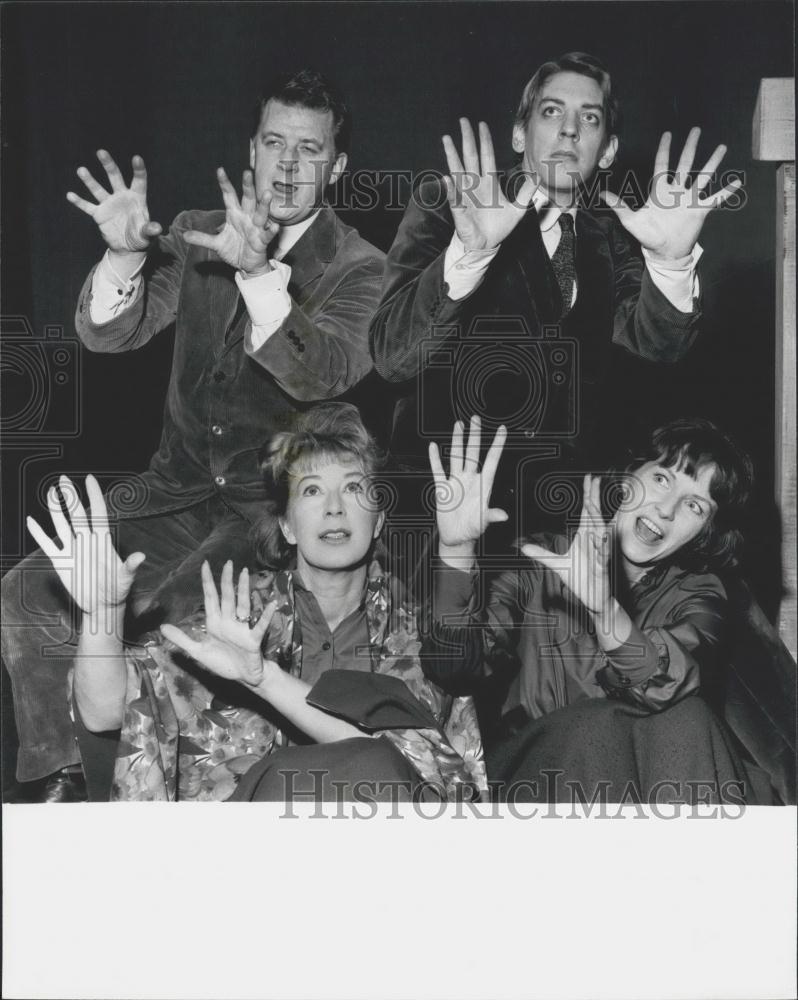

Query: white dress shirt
[442,186,701,313]
[89,209,322,348]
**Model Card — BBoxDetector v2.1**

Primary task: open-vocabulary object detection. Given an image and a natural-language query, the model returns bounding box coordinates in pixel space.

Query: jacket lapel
[281,206,337,302]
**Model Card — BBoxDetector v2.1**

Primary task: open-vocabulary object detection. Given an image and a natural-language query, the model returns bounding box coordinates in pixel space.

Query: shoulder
[323,208,386,269]
[660,563,728,605]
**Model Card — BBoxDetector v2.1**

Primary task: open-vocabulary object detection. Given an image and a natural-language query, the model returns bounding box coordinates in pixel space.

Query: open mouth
[319,529,351,543]
[635,516,664,544]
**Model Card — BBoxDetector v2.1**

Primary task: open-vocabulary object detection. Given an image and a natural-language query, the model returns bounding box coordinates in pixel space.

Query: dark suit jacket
[76,207,385,517]
[369,178,701,470]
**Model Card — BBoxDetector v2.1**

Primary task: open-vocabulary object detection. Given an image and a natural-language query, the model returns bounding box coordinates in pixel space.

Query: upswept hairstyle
[251,403,384,569]
[624,417,754,570]
[250,68,351,156]
[514,51,621,137]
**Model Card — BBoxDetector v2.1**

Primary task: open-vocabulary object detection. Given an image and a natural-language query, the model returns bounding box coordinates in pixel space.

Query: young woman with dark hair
[424,416,770,803]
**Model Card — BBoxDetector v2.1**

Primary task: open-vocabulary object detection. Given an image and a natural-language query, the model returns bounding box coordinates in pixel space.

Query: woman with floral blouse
[28,404,485,802]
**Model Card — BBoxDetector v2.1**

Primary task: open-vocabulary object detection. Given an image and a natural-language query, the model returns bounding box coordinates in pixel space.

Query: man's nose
[279,150,299,172]
[560,112,580,139]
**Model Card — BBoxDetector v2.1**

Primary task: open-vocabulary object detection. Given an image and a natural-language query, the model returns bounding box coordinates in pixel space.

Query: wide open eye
[686,499,707,518]
[301,484,320,497]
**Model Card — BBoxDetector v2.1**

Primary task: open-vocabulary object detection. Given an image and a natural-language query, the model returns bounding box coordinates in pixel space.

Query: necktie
[550,213,576,319]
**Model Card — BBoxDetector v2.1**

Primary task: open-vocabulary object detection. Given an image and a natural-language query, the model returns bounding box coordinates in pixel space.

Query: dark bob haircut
[515,51,621,138]
[250,68,351,156]
[621,417,754,570]
[250,402,384,569]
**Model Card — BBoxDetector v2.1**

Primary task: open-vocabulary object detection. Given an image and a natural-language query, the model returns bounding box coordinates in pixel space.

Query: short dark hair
[250,69,351,155]
[515,51,620,137]
[626,418,754,569]
[251,403,384,568]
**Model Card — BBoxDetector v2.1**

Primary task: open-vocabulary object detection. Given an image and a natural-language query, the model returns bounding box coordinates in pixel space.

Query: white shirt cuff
[235,259,293,350]
[443,233,500,301]
[89,250,145,324]
[643,244,703,314]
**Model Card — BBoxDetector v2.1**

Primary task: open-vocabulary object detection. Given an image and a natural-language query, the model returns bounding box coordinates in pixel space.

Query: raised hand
[182,168,279,275]
[600,128,742,260]
[521,475,612,615]
[429,416,508,554]
[26,475,145,618]
[443,119,538,251]
[67,150,162,254]
[160,561,277,688]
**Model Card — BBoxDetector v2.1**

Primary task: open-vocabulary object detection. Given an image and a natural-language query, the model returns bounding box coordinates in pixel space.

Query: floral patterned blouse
[96,561,487,801]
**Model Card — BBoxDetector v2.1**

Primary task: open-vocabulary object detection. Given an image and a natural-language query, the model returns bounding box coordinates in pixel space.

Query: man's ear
[511,124,526,154]
[599,134,618,170]
[249,139,256,171]
[328,151,348,187]
[279,517,296,546]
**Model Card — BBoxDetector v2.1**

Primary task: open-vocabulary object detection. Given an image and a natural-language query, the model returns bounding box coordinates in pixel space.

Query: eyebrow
[260,129,322,145]
[538,97,604,112]
[656,466,716,508]
[295,470,363,486]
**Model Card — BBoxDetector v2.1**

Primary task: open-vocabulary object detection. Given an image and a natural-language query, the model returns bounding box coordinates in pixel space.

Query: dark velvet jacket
[369,177,701,468]
[75,207,385,517]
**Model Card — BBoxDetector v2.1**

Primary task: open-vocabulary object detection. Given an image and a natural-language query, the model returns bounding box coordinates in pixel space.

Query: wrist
[643,247,693,267]
[239,261,273,279]
[438,540,477,569]
[81,603,126,637]
[106,248,146,281]
[244,655,278,694]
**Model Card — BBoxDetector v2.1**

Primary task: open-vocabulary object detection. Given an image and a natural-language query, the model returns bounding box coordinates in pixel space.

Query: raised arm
[71,149,193,353]
[422,416,518,691]
[607,128,742,362]
[27,475,145,731]
[67,149,163,277]
[161,561,363,744]
[370,120,536,383]
[521,477,728,710]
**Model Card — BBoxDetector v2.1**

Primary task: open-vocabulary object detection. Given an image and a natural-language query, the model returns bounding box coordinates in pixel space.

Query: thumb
[124,551,146,575]
[487,507,509,524]
[142,221,162,238]
[521,542,549,563]
[511,173,539,210]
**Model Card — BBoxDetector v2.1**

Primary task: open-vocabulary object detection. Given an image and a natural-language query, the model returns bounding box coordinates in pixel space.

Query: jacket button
[211,424,223,436]
[298,344,305,353]
[213,371,226,383]
[214,475,226,486]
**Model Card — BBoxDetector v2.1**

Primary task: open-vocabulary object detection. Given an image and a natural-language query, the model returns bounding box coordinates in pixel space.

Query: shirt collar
[274,209,322,260]
[533,188,578,234]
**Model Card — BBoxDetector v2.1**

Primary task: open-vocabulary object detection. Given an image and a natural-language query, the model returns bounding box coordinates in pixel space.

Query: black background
[1,0,794,613]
